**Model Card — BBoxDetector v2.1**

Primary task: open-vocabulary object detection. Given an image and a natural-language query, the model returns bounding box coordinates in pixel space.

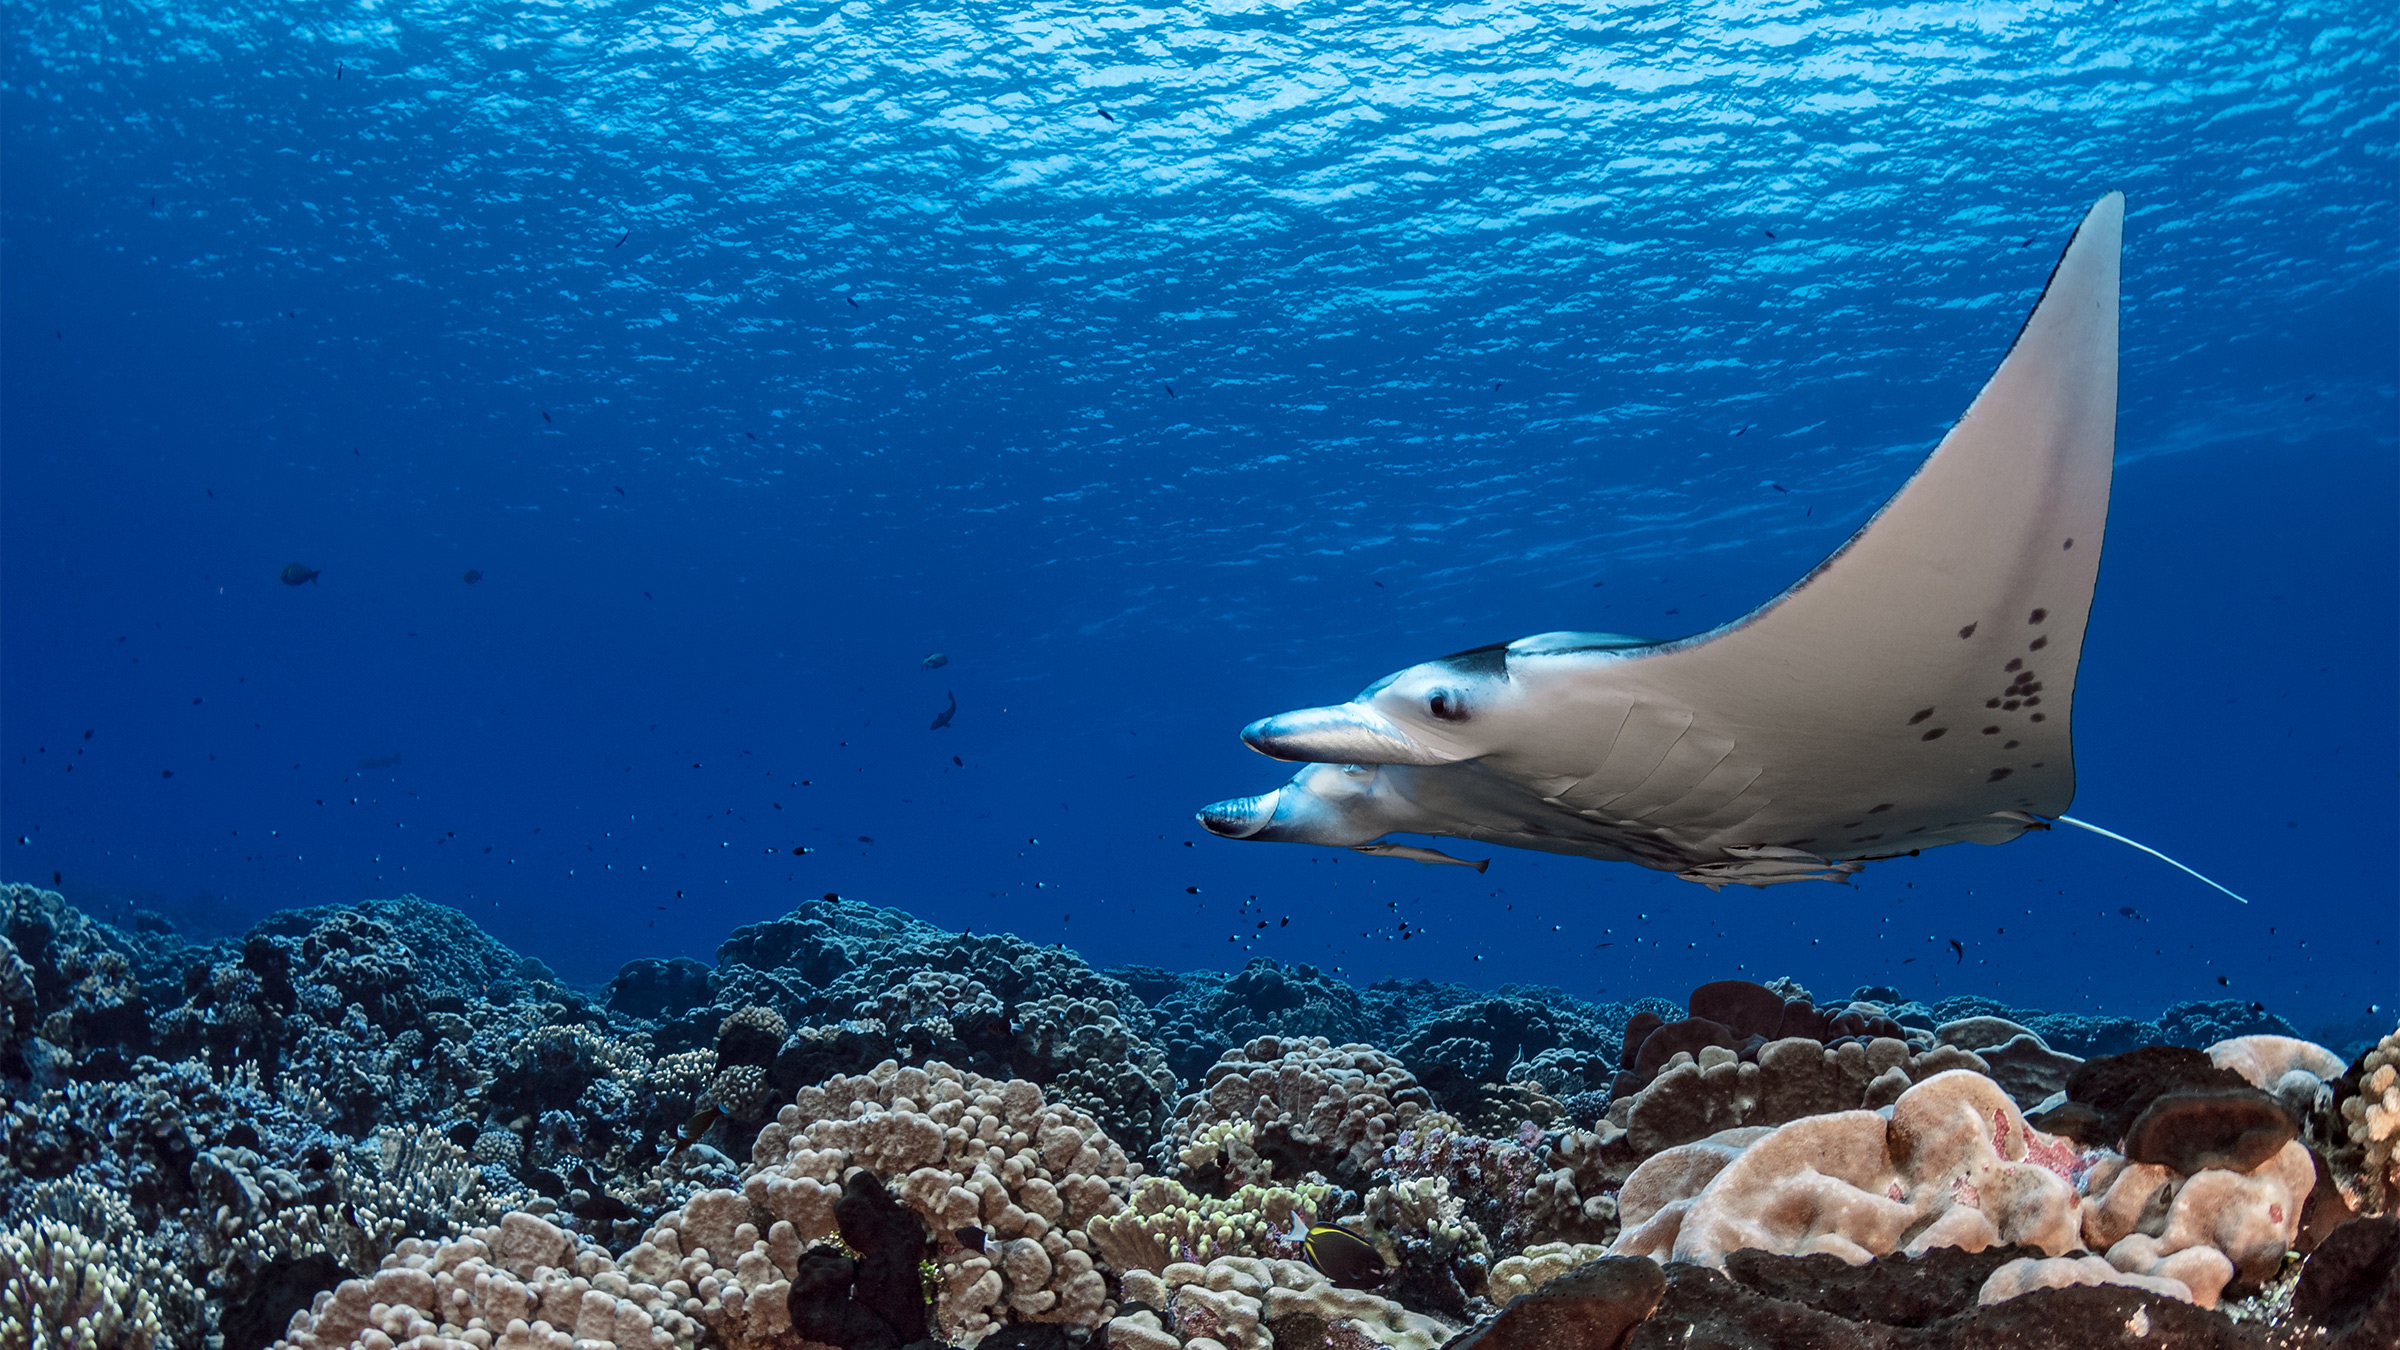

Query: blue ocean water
[2,0,2392,1041]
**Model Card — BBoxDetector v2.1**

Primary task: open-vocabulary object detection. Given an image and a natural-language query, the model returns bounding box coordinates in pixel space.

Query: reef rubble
[0,881,2392,1350]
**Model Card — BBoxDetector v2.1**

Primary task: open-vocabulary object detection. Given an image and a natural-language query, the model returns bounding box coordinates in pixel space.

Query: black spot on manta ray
[2003,740,2019,749]
[1921,728,1947,741]
[2029,637,2048,650]
[1987,768,2013,782]
[2029,609,2047,623]
[1907,708,1936,725]
[1869,803,1893,813]
[1987,698,2002,708]
[2063,538,2074,549]
[2029,712,2047,722]
[1958,623,1978,639]
[1438,643,1511,679]
[1983,727,2000,735]
[2003,700,2021,711]
[2004,658,2023,672]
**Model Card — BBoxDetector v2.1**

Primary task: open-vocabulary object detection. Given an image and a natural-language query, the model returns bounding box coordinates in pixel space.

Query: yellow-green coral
[0,1217,165,1350]
[1487,1241,1613,1301]
[1086,1176,1333,1275]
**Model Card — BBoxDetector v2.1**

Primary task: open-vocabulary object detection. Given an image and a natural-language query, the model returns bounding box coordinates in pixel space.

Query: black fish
[1163,383,1176,398]
[462,569,483,584]
[846,295,859,307]
[951,755,962,766]
[2118,906,2143,920]
[542,410,552,422]
[528,1168,567,1198]
[955,1226,987,1251]
[615,232,628,248]
[676,1105,723,1147]
[336,64,342,79]
[279,563,321,586]
[615,486,625,495]
[571,1164,598,1191]
[791,845,811,856]
[1948,938,1964,964]
[922,652,949,670]
[1769,483,1788,493]
[929,691,956,731]
[574,1192,635,1221]
[1302,1224,1387,1290]
[1096,106,1115,122]
[1763,228,1776,239]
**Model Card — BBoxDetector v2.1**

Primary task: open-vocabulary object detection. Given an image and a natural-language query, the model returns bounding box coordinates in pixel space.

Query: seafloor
[1,882,2393,1350]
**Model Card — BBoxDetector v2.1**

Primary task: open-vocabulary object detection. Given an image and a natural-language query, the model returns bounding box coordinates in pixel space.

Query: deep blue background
[4,0,2393,1042]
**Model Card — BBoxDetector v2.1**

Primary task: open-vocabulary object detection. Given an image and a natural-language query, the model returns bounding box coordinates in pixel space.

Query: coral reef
[2,881,2389,1350]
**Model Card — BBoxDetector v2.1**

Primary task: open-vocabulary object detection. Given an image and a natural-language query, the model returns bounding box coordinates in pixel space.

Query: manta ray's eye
[1427,689,1470,723]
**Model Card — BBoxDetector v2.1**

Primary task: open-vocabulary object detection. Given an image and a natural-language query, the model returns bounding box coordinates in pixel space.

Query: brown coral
[1168,1037,1434,1190]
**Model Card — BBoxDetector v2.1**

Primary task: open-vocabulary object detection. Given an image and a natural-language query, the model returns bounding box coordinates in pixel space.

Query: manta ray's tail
[2051,814,2252,905]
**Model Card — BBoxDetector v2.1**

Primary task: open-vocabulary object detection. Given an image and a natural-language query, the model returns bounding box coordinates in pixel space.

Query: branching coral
[0,1216,166,1350]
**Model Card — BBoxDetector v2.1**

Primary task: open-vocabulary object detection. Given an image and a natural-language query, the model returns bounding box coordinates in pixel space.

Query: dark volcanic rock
[2294,1216,2400,1348]
[2121,1087,2298,1175]
[222,1252,351,1350]
[2063,1045,2254,1146]
[837,1168,931,1344]
[1615,1259,2269,1350]
[1445,1255,1665,1350]
[1721,1244,2045,1328]
[784,1248,900,1349]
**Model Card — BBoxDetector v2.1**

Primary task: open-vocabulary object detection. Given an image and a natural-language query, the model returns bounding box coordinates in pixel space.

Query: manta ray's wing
[1563,191,2122,864]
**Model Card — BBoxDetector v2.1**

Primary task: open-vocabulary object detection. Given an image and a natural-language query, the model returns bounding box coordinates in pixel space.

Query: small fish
[1163,383,1176,398]
[1096,106,1115,122]
[791,845,811,856]
[929,691,956,731]
[279,563,321,586]
[528,1169,567,1198]
[1948,938,1964,964]
[1763,228,1776,239]
[846,295,859,307]
[571,1164,598,1191]
[462,569,483,584]
[952,755,962,766]
[955,1226,987,1251]
[2118,906,2143,920]
[1902,957,1918,964]
[542,410,552,422]
[1302,1224,1387,1290]
[1186,886,1200,894]
[2217,975,2229,986]
[745,431,756,441]
[615,486,625,495]
[1769,483,1788,493]
[614,232,628,248]
[336,63,342,79]
[676,1106,723,1147]
[1351,842,1489,873]
[1733,425,1751,436]
[922,652,949,670]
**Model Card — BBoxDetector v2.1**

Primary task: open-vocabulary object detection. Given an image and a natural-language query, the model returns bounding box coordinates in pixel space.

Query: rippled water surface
[4,0,2393,1033]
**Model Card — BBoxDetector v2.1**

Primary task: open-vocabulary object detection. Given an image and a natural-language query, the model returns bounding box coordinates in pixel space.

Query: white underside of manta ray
[1198,193,2239,897]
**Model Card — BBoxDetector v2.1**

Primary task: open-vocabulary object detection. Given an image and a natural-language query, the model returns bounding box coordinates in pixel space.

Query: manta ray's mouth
[1240,704,1452,765]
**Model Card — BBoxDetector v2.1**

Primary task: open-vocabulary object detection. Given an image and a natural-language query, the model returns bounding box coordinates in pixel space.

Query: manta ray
[1199,193,2235,896]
